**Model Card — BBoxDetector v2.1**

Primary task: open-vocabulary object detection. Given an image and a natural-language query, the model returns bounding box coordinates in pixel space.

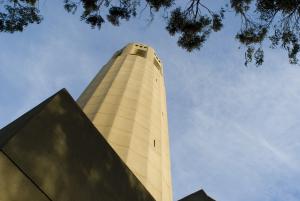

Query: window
[153,58,162,73]
[135,44,148,49]
[154,140,156,147]
[131,48,147,58]
[114,49,122,57]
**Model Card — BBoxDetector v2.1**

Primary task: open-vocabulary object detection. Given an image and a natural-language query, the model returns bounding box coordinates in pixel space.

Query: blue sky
[1,1,300,200]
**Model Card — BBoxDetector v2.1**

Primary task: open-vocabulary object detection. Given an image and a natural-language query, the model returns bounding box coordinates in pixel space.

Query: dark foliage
[0,0,42,33]
[231,0,300,66]
[166,2,224,52]
[1,0,300,66]
[63,0,174,28]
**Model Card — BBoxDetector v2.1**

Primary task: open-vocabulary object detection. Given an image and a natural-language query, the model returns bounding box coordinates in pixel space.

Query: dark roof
[0,89,154,201]
[178,189,215,201]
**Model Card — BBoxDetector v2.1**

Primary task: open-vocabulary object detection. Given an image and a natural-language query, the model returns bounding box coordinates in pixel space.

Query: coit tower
[77,43,172,201]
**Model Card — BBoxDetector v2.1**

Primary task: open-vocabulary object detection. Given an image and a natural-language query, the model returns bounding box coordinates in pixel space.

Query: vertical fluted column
[77,43,172,201]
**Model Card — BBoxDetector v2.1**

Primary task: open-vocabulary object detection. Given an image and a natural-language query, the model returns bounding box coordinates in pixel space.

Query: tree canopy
[1,0,300,66]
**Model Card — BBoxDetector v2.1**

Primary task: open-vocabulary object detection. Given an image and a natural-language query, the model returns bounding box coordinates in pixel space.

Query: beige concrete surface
[77,43,173,201]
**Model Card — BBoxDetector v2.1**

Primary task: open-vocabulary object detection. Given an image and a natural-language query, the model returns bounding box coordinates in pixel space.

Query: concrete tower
[77,43,172,201]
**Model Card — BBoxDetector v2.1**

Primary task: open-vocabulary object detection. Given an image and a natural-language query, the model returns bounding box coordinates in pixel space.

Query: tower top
[116,42,164,75]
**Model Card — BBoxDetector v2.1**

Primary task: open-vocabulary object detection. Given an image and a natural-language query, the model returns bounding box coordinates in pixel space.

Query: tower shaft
[77,43,172,201]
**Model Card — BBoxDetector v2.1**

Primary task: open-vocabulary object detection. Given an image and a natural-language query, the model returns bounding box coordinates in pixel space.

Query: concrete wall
[77,43,173,201]
[0,151,50,201]
[0,90,154,201]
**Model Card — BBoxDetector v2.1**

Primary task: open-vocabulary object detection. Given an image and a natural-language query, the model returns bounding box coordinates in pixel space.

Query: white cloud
[167,44,300,200]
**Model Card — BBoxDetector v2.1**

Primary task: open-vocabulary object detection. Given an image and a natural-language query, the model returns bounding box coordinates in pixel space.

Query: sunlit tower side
[77,43,172,201]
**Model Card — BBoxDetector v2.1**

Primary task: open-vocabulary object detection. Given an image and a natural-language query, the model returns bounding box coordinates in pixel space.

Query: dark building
[179,190,215,201]
[0,90,154,201]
